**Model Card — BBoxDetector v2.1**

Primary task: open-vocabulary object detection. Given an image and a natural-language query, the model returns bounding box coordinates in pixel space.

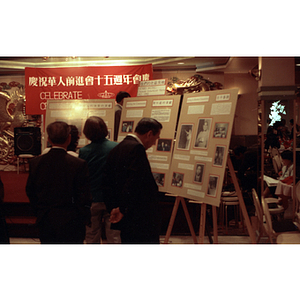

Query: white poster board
[45,99,115,149]
[119,95,181,192]
[166,88,239,207]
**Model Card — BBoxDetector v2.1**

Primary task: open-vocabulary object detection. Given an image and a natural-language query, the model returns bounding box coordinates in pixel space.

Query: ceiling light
[178,62,185,65]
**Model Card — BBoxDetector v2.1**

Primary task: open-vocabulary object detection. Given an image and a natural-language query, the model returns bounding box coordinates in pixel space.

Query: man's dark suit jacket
[102,135,160,243]
[26,148,91,243]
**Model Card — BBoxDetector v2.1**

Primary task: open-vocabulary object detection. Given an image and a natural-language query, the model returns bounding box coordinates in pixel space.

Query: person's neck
[129,133,145,148]
[52,145,67,150]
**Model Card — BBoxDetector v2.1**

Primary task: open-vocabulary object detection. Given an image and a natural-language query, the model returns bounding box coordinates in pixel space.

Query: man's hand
[109,207,124,223]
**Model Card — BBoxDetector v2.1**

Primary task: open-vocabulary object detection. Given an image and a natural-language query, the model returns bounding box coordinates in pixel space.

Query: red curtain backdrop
[25,64,153,115]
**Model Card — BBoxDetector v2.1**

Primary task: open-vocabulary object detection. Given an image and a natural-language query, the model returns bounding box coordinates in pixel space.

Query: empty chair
[261,196,300,244]
[252,188,269,243]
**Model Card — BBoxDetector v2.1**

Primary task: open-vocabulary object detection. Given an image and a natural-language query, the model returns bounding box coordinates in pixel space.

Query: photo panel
[152,172,165,187]
[193,163,205,184]
[107,128,112,140]
[171,172,184,188]
[121,120,134,133]
[177,124,193,150]
[206,174,220,197]
[194,118,212,149]
[213,122,229,139]
[213,145,226,167]
[156,138,172,152]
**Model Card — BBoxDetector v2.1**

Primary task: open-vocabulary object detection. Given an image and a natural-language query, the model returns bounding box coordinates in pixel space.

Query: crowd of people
[24,112,162,244]
[265,118,299,151]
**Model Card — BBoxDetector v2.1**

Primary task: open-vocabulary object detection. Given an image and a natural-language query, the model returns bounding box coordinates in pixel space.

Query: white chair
[252,188,269,243]
[261,196,300,244]
[293,181,300,228]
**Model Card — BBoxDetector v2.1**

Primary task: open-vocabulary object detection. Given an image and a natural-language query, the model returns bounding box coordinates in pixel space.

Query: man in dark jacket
[102,117,162,244]
[26,121,91,244]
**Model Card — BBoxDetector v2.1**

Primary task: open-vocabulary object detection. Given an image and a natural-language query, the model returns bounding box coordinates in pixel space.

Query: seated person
[263,150,293,210]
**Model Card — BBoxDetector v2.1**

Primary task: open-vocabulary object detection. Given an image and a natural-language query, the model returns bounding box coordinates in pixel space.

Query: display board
[166,88,239,207]
[118,95,182,192]
[44,99,115,149]
[137,79,167,96]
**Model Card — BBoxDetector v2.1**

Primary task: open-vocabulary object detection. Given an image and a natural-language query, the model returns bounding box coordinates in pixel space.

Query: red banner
[25,64,153,115]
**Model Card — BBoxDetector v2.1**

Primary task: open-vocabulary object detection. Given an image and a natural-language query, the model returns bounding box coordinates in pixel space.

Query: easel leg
[212,206,218,244]
[199,203,206,244]
[163,197,180,244]
[227,154,256,243]
[180,197,198,244]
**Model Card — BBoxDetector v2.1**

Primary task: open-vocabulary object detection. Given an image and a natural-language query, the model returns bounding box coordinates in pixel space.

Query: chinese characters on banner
[166,89,239,207]
[119,95,181,193]
[25,64,153,115]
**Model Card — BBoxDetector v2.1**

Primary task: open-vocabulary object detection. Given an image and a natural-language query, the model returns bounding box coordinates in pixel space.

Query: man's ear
[147,130,153,138]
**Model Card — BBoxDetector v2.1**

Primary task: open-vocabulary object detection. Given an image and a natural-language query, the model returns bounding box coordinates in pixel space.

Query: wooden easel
[163,154,257,244]
[163,196,198,244]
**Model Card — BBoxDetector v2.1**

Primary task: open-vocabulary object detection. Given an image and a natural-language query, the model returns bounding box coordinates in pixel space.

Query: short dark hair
[83,116,108,142]
[116,91,130,103]
[47,121,70,145]
[135,118,163,136]
[281,150,293,162]
[67,125,79,152]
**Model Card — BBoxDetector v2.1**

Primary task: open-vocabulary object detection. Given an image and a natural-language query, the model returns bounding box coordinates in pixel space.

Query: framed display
[166,88,239,207]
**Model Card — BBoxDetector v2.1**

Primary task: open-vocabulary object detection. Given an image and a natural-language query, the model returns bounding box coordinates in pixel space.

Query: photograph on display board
[177,124,193,150]
[171,172,184,188]
[156,138,172,152]
[213,122,229,138]
[153,172,165,187]
[193,163,205,184]
[213,145,226,167]
[121,121,134,133]
[207,175,219,197]
[107,129,112,140]
[194,118,212,149]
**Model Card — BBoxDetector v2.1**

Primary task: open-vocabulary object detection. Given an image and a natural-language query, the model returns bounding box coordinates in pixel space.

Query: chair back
[261,196,276,242]
[252,188,264,227]
[272,155,282,174]
[294,181,300,219]
[270,147,279,158]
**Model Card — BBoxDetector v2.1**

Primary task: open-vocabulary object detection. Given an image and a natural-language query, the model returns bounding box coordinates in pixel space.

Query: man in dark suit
[102,117,163,244]
[26,121,91,244]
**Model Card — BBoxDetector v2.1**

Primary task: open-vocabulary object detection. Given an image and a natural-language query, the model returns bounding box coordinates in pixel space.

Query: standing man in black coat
[102,117,162,244]
[26,121,92,244]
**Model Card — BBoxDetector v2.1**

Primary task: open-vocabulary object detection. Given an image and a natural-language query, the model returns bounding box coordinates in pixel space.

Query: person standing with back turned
[102,117,163,244]
[79,116,120,243]
[26,121,92,244]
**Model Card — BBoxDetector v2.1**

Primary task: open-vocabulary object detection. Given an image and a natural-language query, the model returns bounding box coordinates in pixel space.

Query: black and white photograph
[152,172,165,187]
[213,122,229,138]
[171,172,184,187]
[177,124,193,150]
[194,118,212,148]
[207,175,219,197]
[193,163,204,184]
[213,145,225,167]
[157,138,172,152]
[121,121,134,133]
